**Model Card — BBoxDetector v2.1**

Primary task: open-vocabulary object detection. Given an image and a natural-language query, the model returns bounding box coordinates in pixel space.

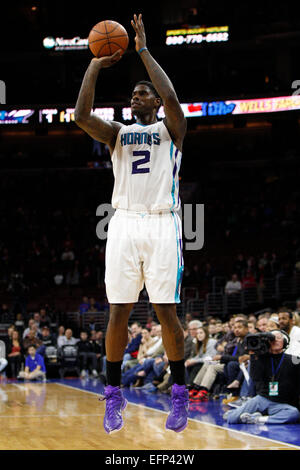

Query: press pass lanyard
[271,353,285,381]
[269,353,284,396]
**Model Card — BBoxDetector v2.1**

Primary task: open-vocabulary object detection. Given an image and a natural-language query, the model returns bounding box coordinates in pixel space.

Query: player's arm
[74,52,124,154]
[131,14,186,151]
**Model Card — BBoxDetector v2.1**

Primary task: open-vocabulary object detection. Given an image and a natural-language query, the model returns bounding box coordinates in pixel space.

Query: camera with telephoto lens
[244,332,276,355]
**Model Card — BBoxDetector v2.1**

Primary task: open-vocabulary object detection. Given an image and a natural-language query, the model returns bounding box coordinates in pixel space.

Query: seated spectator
[183,324,194,361]
[223,330,300,425]
[18,345,46,381]
[23,329,43,356]
[214,320,225,340]
[256,316,269,332]
[136,353,170,392]
[39,308,51,328]
[121,322,142,371]
[2,325,15,349]
[79,296,90,314]
[6,329,23,378]
[56,325,65,345]
[57,328,78,349]
[278,309,300,356]
[39,326,56,356]
[242,270,257,289]
[185,326,217,385]
[248,320,258,334]
[121,325,164,387]
[266,316,280,331]
[14,313,25,335]
[124,327,155,371]
[189,319,249,403]
[77,330,98,378]
[90,330,104,372]
[22,319,39,340]
[88,297,101,312]
[225,274,242,295]
[187,320,203,342]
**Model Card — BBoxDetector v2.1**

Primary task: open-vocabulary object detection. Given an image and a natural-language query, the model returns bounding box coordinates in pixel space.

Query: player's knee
[109,304,132,324]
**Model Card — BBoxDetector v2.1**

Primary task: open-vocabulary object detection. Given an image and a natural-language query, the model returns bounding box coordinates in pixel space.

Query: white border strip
[55,382,300,450]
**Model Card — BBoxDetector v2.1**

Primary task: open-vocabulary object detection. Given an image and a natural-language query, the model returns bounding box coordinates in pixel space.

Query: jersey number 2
[132,150,150,174]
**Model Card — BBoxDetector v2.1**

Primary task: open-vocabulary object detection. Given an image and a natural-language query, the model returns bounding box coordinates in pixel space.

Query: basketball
[88,20,129,58]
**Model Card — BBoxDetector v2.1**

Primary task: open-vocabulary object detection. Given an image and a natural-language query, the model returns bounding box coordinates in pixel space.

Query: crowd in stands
[0,307,105,381]
[1,301,300,424]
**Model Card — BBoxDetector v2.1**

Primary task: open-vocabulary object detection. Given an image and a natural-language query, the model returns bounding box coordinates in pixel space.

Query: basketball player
[75,13,189,433]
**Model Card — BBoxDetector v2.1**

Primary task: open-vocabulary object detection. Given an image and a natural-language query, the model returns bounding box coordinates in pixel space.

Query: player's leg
[100,303,133,434]
[102,212,144,434]
[143,213,188,432]
[105,303,133,383]
[152,303,185,381]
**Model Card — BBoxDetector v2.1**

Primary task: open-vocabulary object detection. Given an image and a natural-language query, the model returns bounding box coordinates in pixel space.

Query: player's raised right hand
[91,49,122,68]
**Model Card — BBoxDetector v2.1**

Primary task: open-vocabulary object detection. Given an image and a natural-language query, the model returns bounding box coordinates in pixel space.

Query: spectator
[256,316,269,332]
[189,319,249,403]
[121,325,164,387]
[33,312,41,329]
[278,309,300,356]
[14,313,25,335]
[183,324,194,361]
[266,316,280,331]
[3,325,15,349]
[56,325,65,345]
[242,270,257,289]
[223,331,300,424]
[23,329,43,354]
[90,330,104,372]
[22,319,39,340]
[79,297,90,314]
[18,345,46,381]
[225,274,242,295]
[121,322,143,371]
[6,329,23,378]
[233,254,247,278]
[77,330,98,378]
[248,320,257,334]
[39,326,55,355]
[185,326,217,385]
[187,320,203,341]
[89,297,101,312]
[124,328,154,371]
[39,309,51,328]
[57,328,78,349]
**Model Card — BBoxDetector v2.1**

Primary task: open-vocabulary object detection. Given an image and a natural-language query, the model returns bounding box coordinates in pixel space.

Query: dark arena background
[1,0,300,454]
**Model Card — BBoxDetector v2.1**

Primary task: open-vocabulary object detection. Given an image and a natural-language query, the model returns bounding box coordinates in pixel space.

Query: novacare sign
[43,36,88,51]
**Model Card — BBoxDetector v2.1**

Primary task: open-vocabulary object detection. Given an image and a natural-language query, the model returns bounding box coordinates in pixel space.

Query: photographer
[223,330,300,424]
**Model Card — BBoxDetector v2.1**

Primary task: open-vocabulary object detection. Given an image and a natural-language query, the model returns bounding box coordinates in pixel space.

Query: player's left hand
[131,13,147,52]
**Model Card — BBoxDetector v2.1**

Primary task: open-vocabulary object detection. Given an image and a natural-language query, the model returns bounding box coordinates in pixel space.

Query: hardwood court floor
[0,381,299,450]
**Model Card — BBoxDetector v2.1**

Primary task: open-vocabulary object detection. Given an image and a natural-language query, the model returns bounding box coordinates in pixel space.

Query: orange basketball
[88,20,129,58]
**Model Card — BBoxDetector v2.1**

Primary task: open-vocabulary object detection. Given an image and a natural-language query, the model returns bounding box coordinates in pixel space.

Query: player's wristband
[138,47,148,55]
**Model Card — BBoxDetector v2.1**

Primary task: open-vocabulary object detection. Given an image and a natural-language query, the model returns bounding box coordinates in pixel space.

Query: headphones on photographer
[271,329,290,350]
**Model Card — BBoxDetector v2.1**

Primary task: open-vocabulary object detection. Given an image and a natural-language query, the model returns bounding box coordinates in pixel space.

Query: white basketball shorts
[105,209,184,304]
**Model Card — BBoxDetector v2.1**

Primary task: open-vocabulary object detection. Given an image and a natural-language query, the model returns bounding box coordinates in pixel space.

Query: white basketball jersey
[111,120,182,212]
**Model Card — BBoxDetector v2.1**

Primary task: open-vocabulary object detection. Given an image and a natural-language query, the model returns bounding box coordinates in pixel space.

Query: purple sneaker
[166,384,189,432]
[99,385,128,434]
